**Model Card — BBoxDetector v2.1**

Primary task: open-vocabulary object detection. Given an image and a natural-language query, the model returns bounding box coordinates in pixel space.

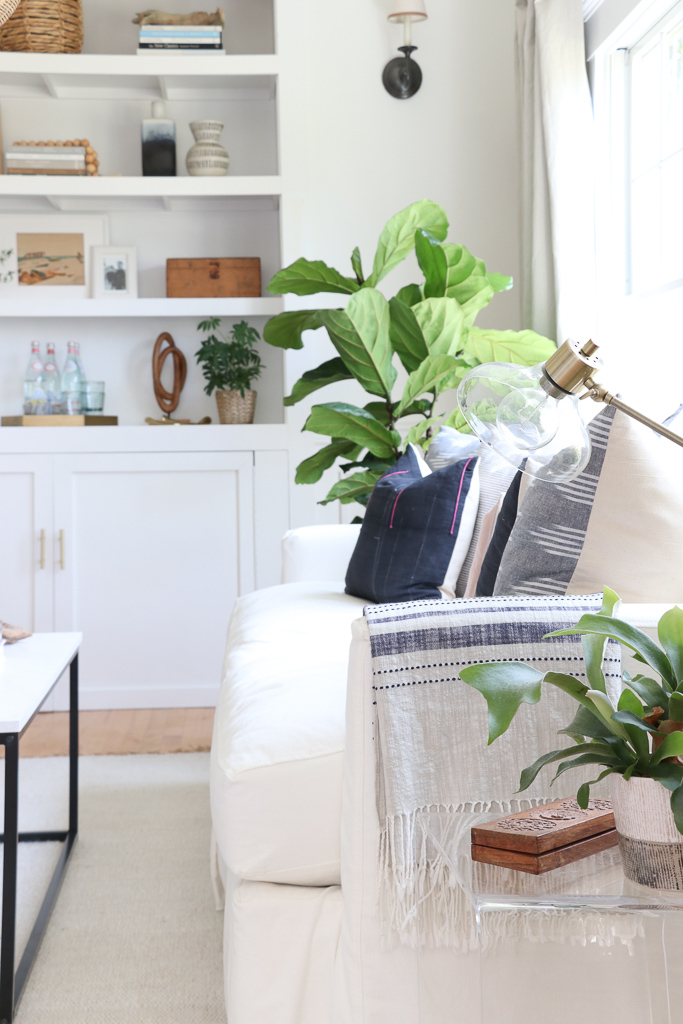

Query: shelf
[0,175,282,212]
[0,297,284,318]
[0,53,278,101]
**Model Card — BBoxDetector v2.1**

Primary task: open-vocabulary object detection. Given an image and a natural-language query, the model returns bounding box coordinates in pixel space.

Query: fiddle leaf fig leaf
[263,309,322,350]
[303,402,399,458]
[658,606,683,687]
[412,298,465,357]
[351,246,364,284]
[268,258,359,296]
[294,439,361,485]
[487,272,513,293]
[319,470,382,506]
[415,229,448,298]
[368,200,449,287]
[388,298,429,373]
[283,357,352,406]
[394,355,461,418]
[395,283,423,307]
[463,327,556,367]
[319,289,396,399]
[458,662,543,744]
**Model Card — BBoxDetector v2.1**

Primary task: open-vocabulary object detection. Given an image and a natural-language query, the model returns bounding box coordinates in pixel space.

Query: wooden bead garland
[12,138,99,175]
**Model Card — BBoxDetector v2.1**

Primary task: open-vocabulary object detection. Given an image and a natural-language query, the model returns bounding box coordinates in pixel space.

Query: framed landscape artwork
[0,214,109,301]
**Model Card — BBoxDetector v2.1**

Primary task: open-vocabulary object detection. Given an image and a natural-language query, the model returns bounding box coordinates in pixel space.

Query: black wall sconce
[382,3,428,100]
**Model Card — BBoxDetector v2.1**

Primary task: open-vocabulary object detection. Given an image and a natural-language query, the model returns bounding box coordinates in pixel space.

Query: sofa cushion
[210,581,367,886]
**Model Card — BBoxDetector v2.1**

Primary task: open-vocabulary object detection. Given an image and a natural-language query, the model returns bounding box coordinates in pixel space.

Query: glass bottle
[23,341,45,415]
[43,342,62,414]
[61,341,85,415]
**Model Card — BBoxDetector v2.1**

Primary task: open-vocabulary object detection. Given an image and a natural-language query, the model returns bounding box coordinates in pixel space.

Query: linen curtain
[516,0,597,344]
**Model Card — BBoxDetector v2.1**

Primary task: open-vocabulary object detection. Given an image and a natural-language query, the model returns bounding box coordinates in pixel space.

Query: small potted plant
[195,318,264,424]
[459,589,683,889]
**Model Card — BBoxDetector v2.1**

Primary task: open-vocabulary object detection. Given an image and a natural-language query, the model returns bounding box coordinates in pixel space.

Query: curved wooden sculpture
[152,331,187,416]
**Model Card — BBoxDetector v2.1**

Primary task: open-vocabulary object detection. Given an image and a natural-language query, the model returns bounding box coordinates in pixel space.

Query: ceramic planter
[215,389,256,424]
[611,774,683,889]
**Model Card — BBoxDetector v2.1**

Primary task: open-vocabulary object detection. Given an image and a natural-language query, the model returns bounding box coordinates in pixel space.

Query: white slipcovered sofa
[210,525,673,1024]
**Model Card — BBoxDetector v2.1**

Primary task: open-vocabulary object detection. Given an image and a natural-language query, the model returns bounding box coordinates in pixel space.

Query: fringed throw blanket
[366,594,623,951]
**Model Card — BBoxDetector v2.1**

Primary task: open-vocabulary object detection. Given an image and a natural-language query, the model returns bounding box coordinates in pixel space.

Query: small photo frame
[91,246,138,299]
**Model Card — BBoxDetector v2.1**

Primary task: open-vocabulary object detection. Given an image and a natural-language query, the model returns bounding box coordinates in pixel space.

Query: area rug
[5,752,225,1024]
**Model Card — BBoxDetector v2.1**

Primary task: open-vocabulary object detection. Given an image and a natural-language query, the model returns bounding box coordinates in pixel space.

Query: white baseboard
[43,683,220,712]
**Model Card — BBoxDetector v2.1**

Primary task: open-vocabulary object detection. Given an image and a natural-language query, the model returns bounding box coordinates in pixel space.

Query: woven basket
[0,0,21,28]
[215,390,256,425]
[0,0,83,52]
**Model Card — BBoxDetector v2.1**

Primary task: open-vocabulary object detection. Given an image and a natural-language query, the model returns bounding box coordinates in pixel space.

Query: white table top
[0,633,81,733]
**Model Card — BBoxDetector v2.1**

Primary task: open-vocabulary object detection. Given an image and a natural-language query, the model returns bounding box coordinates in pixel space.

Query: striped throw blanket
[365,593,621,949]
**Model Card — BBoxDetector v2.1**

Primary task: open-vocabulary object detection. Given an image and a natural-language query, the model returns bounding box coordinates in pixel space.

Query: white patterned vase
[185,120,229,177]
[611,774,683,889]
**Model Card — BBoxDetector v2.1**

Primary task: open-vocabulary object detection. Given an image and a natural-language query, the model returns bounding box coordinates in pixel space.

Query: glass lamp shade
[456,362,591,484]
[388,1,427,22]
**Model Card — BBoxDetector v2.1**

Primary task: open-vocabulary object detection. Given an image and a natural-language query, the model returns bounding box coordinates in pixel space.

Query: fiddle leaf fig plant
[264,199,555,507]
[459,590,683,834]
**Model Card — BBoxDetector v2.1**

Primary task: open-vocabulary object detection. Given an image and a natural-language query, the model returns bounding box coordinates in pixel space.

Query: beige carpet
[5,753,226,1024]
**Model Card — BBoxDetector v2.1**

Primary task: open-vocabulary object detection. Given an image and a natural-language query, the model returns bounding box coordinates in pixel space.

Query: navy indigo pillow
[345,445,480,604]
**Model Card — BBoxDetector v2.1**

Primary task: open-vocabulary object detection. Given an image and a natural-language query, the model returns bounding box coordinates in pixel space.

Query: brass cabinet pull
[59,529,65,570]
[39,529,45,570]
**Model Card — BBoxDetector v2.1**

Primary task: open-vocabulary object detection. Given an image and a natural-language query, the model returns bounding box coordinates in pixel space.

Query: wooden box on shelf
[166,258,261,298]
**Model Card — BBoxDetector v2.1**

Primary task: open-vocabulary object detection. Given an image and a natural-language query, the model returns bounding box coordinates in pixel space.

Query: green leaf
[585,690,632,742]
[617,688,644,716]
[548,615,676,691]
[623,763,636,781]
[612,709,651,762]
[351,246,364,284]
[388,298,429,373]
[413,298,466,357]
[463,327,556,367]
[658,606,683,686]
[612,710,657,734]
[671,784,683,836]
[552,752,625,784]
[303,403,400,458]
[648,763,683,790]
[458,662,543,744]
[283,358,353,406]
[362,401,393,425]
[670,692,683,722]
[367,200,449,288]
[404,417,443,449]
[395,283,423,307]
[399,399,431,418]
[319,289,396,399]
[651,732,683,765]
[625,674,670,711]
[443,407,473,434]
[577,782,590,808]
[415,230,448,298]
[582,587,622,693]
[268,258,359,296]
[263,310,322,350]
[319,470,381,506]
[294,439,360,485]
[517,743,614,792]
[394,355,461,418]
[340,451,394,474]
[558,705,615,741]
[440,244,494,324]
[487,272,513,293]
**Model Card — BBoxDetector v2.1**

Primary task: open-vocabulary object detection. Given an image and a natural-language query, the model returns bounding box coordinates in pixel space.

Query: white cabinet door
[52,451,254,710]
[0,455,53,634]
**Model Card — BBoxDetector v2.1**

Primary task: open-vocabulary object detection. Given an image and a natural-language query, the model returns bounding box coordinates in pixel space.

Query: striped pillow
[493,404,683,602]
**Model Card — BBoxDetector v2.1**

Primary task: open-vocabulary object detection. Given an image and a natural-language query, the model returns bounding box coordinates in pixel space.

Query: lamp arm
[583,379,683,450]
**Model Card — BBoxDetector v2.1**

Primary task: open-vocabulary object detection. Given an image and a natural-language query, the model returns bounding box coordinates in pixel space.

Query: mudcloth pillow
[345,444,479,604]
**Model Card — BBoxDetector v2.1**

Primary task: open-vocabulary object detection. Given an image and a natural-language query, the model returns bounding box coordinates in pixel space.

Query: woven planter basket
[0,0,83,52]
[215,390,256,425]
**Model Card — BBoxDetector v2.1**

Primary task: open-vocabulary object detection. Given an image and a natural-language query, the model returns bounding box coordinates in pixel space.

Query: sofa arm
[281,525,361,584]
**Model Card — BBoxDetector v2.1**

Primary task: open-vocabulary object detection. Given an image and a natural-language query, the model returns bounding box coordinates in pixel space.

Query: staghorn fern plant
[262,199,555,508]
[459,589,683,833]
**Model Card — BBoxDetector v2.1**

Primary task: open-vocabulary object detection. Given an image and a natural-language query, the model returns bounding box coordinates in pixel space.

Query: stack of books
[5,145,87,176]
[137,23,224,52]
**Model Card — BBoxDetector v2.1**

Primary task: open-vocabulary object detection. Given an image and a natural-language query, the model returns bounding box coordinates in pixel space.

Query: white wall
[275,0,522,526]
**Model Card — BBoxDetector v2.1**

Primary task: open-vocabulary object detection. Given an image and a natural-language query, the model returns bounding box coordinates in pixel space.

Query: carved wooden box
[166,258,261,298]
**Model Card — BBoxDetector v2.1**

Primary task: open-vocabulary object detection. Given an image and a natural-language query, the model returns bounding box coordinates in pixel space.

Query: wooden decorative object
[471,797,617,875]
[10,139,99,176]
[133,9,225,27]
[0,0,83,53]
[152,331,187,416]
[1,415,118,426]
[166,258,261,298]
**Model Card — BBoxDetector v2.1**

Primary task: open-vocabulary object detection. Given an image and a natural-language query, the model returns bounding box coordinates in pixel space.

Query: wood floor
[12,708,215,757]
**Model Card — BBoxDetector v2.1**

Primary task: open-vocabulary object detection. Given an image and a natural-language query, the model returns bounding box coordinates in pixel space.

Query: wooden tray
[471,797,615,856]
[471,829,618,874]
[2,415,118,426]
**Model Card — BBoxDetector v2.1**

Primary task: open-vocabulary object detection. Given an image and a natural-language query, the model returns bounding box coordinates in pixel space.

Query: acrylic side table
[0,633,81,1024]
[422,811,683,1024]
